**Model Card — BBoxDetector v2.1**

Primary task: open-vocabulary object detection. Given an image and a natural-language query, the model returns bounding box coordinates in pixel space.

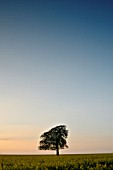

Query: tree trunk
[56,142,59,156]
[56,147,59,156]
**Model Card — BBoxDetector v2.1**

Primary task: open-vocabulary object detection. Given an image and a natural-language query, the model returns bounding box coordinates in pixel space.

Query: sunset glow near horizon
[0,0,113,154]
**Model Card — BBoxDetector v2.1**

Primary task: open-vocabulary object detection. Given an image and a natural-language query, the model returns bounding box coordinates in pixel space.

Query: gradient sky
[0,0,113,154]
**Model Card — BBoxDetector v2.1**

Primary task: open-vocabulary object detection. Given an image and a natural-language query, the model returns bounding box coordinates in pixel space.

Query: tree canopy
[38,125,68,155]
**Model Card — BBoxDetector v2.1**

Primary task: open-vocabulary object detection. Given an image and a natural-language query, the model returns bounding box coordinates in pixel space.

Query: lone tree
[38,125,68,156]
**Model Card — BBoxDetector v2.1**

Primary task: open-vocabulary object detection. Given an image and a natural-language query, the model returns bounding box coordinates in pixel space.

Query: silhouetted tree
[38,125,68,156]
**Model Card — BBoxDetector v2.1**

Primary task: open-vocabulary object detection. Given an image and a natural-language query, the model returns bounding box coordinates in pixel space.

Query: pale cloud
[0,138,9,141]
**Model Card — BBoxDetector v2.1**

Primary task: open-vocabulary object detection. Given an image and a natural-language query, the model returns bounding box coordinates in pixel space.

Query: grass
[0,153,113,169]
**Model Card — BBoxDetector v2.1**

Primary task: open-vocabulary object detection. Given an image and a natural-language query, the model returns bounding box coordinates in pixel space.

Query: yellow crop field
[0,153,113,170]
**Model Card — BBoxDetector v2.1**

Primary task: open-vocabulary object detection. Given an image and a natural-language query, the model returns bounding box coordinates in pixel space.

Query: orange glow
[0,139,37,153]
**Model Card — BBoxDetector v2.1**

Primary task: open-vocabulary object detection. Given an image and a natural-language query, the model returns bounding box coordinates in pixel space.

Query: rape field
[0,153,113,170]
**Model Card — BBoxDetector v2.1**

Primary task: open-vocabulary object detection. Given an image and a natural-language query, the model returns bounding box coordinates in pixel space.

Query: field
[0,153,113,170]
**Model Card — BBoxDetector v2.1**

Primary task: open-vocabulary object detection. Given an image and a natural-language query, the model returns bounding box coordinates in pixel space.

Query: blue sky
[0,0,113,154]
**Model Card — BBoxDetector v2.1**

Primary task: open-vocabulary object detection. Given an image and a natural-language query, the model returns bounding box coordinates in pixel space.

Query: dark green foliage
[38,125,68,155]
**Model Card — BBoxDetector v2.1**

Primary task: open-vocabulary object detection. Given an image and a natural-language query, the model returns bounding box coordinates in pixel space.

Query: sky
[0,0,113,154]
